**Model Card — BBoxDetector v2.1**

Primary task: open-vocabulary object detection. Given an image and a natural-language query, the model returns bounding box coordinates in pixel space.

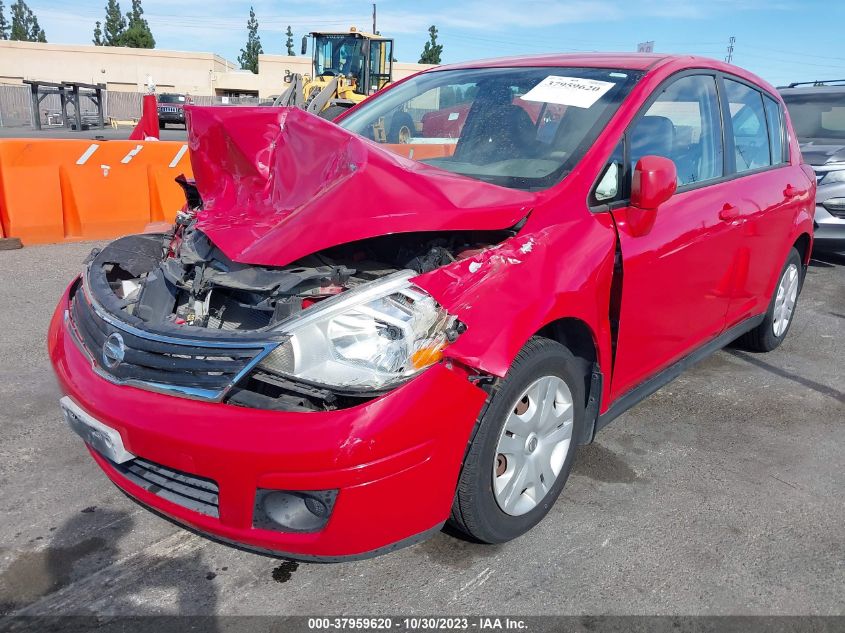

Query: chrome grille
[69,287,271,399]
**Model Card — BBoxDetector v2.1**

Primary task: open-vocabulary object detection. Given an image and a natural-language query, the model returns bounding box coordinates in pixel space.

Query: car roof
[427,53,778,97]
[434,52,669,72]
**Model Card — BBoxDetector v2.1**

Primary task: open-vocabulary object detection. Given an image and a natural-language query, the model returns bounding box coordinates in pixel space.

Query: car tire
[449,337,585,544]
[737,247,803,352]
[387,112,415,143]
[159,121,165,130]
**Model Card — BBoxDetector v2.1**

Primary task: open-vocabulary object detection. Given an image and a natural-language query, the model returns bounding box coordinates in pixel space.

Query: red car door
[607,73,744,399]
[718,79,812,326]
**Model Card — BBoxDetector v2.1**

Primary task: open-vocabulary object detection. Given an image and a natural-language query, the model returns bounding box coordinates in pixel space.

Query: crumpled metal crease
[414,233,548,373]
[185,106,535,267]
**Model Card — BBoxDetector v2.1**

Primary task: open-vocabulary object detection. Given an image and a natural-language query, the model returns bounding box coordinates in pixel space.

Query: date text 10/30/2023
[307,617,529,631]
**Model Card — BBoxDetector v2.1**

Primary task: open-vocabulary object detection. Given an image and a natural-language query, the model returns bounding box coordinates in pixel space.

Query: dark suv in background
[157,93,188,129]
[781,81,845,254]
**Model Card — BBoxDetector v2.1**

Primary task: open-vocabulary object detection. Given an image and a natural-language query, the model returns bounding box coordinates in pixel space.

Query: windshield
[339,66,642,190]
[315,35,364,79]
[159,94,185,104]
[782,93,845,140]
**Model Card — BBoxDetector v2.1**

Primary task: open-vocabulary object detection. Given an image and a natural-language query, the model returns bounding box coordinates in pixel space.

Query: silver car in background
[780,81,845,254]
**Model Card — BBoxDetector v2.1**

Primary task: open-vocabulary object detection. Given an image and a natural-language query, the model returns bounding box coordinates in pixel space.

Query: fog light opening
[253,489,338,533]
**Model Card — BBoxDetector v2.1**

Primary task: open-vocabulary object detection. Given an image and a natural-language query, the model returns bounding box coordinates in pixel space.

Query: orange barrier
[383,142,457,161]
[0,139,192,245]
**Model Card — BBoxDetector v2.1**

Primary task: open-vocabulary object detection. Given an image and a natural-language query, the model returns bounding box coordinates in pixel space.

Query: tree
[9,0,46,42]
[238,6,263,73]
[102,0,126,46]
[30,13,44,41]
[418,25,442,64]
[122,20,153,47]
[95,0,154,47]
[122,0,154,48]
[285,24,294,56]
[0,0,9,40]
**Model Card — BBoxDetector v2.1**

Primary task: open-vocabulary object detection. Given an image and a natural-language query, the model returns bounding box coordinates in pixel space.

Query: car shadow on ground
[0,507,219,622]
[809,250,845,268]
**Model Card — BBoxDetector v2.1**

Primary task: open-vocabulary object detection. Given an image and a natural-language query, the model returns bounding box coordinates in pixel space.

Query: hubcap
[493,375,574,516]
[772,263,799,338]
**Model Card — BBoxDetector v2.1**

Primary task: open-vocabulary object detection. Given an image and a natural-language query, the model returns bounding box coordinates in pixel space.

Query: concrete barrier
[0,139,192,245]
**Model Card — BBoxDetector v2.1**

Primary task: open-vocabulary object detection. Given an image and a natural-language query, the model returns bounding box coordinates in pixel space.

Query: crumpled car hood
[185,106,536,267]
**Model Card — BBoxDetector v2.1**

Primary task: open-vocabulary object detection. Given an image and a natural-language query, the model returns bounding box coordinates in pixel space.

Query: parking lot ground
[0,242,843,616]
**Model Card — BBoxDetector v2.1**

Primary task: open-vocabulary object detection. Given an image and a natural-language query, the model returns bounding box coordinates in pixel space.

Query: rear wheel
[737,247,802,352]
[387,112,414,143]
[449,337,585,543]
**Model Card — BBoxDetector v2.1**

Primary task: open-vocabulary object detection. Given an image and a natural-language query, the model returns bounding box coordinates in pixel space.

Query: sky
[24,0,845,88]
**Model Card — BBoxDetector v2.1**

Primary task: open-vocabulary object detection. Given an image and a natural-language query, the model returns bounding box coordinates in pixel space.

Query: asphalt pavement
[0,242,843,616]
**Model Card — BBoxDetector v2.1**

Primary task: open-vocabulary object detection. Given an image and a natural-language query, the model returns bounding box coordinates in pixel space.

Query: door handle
[784,184,805,199]
[719,203,740,221]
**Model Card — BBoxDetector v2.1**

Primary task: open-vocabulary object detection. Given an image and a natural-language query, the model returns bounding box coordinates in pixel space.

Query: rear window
[725,79,773,173]
[781,92,845,140]
[763,95,787,164]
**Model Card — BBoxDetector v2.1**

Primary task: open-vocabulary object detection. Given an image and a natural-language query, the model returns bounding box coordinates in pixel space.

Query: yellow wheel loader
[275,26,410,136]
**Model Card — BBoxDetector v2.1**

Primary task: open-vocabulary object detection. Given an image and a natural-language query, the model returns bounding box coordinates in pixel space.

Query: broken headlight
[257,271,457,390]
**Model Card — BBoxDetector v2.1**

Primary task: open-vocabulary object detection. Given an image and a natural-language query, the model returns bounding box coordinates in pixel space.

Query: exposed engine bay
[88,215,512,334]
[72,199,521,412]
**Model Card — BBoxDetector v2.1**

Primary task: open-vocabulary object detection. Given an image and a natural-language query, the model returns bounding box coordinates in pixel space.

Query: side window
[763,96,786,164]
[725,79,773,173]
[592,141,624,204]
[629,75,723,186]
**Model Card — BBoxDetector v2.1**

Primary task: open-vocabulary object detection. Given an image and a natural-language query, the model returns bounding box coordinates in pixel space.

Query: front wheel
[737,247,803,352]
[449,337,585,543]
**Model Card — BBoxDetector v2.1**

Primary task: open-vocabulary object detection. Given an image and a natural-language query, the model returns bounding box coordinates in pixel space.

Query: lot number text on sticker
[522,76,616,108]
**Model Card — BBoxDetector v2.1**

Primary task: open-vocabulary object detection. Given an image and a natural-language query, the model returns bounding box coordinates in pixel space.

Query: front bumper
[157,111,185,124]
[48,282,488,559]
[813,204,845,253]
[812,172,845,253]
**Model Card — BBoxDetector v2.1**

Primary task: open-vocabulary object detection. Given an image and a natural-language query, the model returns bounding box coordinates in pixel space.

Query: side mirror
[301,36,308,56]
[631,155,677,210]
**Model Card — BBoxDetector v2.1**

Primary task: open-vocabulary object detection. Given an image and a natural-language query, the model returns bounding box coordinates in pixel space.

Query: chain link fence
[0,86,273,129]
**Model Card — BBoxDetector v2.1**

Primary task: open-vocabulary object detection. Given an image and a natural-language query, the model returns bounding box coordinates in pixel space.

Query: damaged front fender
[414,216,618,383]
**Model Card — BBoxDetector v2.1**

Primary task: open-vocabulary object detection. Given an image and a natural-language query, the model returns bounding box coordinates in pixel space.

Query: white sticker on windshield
[522,76,616,108]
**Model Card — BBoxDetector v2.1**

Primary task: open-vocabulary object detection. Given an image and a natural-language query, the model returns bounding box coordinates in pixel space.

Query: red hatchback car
[49,54,815,560]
